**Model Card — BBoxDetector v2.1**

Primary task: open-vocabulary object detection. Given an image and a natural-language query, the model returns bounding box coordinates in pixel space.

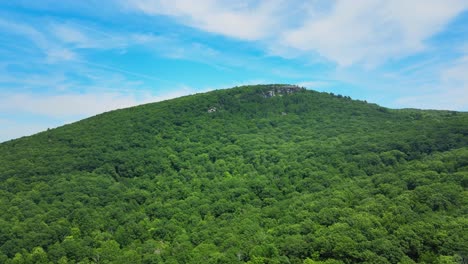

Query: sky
[1,0,468,142]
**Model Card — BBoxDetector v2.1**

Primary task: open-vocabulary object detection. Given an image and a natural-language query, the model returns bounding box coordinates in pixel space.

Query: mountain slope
[0,84,467,264]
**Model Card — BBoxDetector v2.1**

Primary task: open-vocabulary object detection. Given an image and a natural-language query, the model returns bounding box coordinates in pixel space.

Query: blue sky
[1,1,468,142]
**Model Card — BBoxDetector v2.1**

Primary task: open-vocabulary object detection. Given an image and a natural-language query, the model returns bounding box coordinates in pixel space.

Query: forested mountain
[0,84,467,264]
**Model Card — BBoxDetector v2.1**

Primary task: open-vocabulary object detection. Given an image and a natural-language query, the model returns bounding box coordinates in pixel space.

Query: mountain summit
[0,85,467,263]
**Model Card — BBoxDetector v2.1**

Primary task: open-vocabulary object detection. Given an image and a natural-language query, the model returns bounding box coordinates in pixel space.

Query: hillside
[0,84,467,264]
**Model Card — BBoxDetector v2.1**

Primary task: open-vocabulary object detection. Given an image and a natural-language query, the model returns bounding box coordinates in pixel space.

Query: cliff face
[262,85,304,98]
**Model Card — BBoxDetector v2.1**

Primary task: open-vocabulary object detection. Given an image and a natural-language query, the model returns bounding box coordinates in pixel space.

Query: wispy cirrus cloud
[0,18,79,63]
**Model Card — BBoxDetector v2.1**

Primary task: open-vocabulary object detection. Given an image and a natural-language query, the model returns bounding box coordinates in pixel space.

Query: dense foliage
[0,85,467,264]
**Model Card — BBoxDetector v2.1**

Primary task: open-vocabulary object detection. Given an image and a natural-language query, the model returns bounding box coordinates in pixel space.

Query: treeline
[0,85,467,263]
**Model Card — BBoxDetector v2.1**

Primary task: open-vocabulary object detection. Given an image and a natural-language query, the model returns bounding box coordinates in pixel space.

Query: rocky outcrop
[262,85,303,98]
[207,106,217,113]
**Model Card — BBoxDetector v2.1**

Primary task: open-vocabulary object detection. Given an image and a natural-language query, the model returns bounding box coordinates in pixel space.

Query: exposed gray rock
[207,107,217,113]
[262,85,303,98]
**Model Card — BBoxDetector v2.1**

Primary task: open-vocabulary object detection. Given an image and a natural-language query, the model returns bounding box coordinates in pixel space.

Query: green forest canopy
[0,84,467,263]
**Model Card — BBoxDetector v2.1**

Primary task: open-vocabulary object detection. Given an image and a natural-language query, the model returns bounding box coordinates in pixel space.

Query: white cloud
[281,0,468,66]
[0,18,48,49]
[0,93,140,117]
[123,0,468,66]
[1,0,468,145]
[0,87,198,142]
[123,0,286,41]
[394,55,468,110]
[46,48,77,63]
[49,22,131,51]
[0,88,198,119]
[394,88,468,111]
[0,72,69,89]
[46,22,231,69]
[295,80,332,89]
[441,55,468,84]
[0,118,59,143]
[0,18,79,64]
[51,23,91,46]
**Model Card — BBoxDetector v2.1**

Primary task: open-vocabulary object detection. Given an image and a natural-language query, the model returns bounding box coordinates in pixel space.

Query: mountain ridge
[0,84,467,263]
[4,83,454,145]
